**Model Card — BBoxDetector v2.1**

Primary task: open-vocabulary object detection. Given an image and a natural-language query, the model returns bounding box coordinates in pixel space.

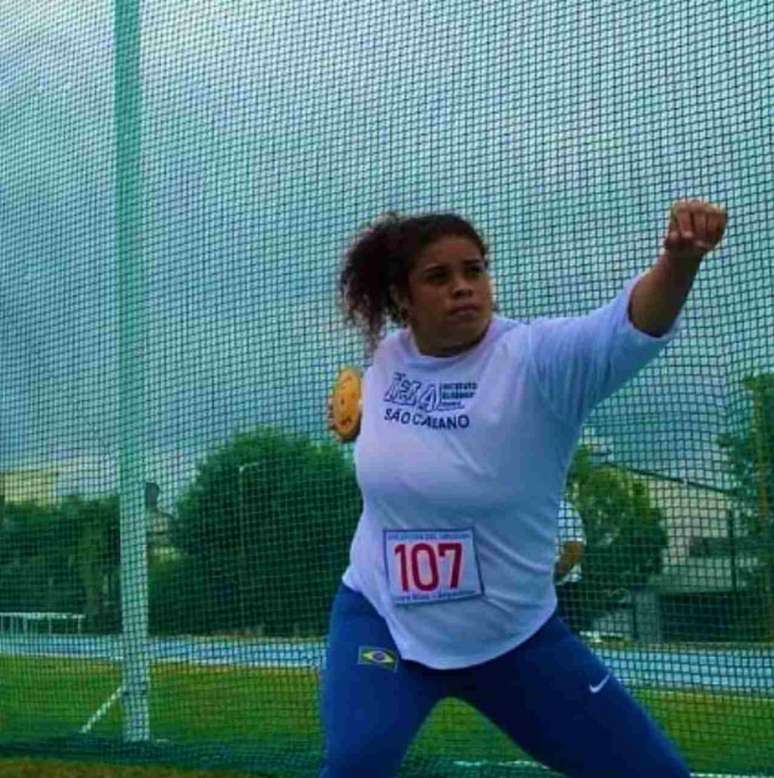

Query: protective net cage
[0,1,772,776]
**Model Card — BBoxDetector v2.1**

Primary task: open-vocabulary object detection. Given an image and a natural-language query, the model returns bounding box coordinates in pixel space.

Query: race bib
[384,528,484,605]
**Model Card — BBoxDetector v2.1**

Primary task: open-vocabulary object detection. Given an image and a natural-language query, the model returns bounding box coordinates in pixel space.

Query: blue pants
[320,584,690,777]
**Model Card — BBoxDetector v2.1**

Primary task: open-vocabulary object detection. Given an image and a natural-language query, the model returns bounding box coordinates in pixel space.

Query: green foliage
[717,373,774,631]
[567,446,669,630]
[148,554,218,635]
[718,374,774,556]
[163,428,361,636]
[0,496,119,631]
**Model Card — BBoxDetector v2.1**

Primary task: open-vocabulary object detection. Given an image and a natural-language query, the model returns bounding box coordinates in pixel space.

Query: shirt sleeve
[527,274,680,427]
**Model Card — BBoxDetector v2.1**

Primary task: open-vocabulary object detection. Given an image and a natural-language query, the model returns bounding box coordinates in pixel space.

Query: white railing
[0,611,85,634]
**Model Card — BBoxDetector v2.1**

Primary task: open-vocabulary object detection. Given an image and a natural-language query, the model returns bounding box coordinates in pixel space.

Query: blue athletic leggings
[320,584,691,777]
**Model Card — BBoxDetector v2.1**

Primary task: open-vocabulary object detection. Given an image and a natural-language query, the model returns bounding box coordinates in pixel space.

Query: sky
[0,0,771,505]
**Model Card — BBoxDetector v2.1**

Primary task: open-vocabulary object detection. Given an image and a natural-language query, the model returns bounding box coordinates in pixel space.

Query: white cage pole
[115,0,149,743]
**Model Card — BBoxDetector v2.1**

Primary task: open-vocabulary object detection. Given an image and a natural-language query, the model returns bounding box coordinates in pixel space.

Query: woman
[321,200,726,777]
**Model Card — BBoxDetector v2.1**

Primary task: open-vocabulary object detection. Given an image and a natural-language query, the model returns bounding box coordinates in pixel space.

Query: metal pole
[727,510,737,595]
[115,0,149,742]
[750,385,773,638]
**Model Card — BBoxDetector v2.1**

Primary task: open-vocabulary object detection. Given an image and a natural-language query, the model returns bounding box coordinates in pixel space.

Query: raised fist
[664,199,727,263]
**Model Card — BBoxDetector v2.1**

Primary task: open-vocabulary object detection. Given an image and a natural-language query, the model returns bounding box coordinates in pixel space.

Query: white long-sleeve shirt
[342,275,677,669]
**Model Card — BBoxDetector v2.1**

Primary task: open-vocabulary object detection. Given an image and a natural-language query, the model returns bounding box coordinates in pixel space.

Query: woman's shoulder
[491,314,529,334]
[372,327,406,360]
[489,315,531,348]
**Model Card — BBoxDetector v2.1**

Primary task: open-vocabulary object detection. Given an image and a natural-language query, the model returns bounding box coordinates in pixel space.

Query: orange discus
[330,367,363,442]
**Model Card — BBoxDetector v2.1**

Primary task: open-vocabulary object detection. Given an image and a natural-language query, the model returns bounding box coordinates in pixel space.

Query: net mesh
[0,0,772,775]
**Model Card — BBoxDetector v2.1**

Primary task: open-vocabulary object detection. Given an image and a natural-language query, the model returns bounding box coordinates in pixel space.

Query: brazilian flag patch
[358,646,399,672]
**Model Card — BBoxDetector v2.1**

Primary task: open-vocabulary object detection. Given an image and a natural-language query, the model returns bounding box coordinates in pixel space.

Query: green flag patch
[358,646,399,672]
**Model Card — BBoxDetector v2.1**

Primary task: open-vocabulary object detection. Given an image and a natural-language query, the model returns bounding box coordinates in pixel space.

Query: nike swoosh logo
[589,673,612,694]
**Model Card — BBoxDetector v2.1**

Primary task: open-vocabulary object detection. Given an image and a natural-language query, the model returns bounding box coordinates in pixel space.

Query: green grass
[0,758,265,777]
[0,656,772,775]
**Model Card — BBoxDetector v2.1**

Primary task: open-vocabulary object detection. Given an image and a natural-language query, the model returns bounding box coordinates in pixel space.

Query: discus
[330,367,363,442]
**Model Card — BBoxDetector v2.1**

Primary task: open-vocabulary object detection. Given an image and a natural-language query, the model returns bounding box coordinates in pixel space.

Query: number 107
[393,542,462,592]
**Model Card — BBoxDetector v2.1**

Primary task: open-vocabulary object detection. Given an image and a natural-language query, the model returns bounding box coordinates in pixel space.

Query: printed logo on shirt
[382,372,477,430]
[358,646,399,672]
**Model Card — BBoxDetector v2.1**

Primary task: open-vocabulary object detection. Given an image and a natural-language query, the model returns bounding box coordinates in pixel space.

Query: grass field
[0,759,264,777]
[0,656,772,775]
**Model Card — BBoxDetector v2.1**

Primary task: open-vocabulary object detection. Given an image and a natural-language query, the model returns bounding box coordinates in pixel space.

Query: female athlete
[321,199,726,777]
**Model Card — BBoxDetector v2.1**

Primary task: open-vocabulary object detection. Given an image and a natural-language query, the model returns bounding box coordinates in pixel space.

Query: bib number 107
[394,541,462,592]
[384,529,483,605]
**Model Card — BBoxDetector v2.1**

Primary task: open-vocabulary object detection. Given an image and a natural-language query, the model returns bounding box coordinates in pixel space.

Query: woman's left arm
[629,199,728,337]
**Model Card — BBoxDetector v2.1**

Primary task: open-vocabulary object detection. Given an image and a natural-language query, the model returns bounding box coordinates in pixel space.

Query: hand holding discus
[328,367,362,442]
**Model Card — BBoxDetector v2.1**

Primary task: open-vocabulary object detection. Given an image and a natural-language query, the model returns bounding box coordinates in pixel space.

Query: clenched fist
[664,199,727,264]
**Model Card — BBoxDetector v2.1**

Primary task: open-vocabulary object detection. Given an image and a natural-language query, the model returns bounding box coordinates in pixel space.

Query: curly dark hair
[339,211,488,352]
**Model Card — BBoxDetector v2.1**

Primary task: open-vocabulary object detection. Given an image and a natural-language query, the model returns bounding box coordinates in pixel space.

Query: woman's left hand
[663,199,727,264]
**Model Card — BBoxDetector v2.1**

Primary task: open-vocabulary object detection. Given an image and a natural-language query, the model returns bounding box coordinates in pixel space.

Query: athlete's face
[395,235,494,356]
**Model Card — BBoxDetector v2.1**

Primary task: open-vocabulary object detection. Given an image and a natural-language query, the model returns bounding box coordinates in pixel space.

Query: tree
[0,495,120,631]
[64,495,121,632]
[0,502,67,613]
[718,373,774,637]
[167,428,361,636]
[566,446,669,631]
